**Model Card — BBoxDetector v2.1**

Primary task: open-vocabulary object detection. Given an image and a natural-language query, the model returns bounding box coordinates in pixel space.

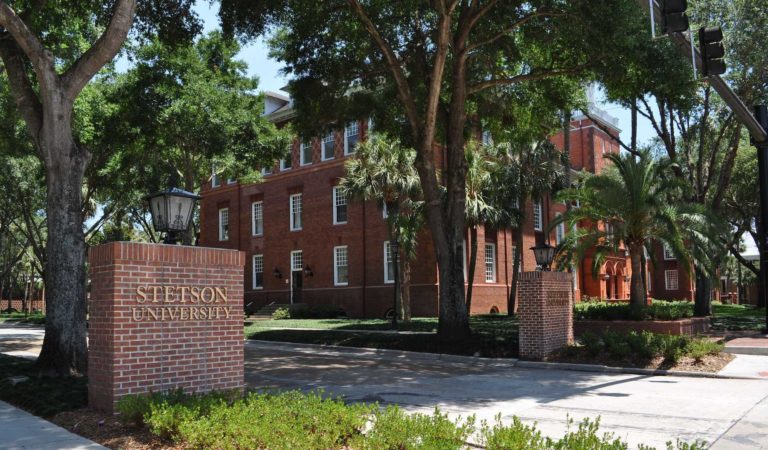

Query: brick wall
[88,242,245,412]
[518,271,573,359]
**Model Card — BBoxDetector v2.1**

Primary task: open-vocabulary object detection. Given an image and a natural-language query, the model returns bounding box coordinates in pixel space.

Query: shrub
[574,301,693,321]
[480,414,547,449]
[354,406,474,450]
[572,331,722,365]
[289,303,346,319]
[685,339,724,362]
[578,332,604,357]
[271,307,291,320]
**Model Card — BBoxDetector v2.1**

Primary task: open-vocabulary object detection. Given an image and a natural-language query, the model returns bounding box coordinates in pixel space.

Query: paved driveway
[245,341,768,449]
[2,325,767,449]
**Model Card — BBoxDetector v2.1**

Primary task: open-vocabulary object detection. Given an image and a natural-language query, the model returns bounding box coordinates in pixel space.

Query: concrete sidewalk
[0,401,105,450]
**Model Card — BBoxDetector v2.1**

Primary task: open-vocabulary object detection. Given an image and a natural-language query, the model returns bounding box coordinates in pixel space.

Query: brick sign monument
[518,271,574,359]
[88,242,245,411]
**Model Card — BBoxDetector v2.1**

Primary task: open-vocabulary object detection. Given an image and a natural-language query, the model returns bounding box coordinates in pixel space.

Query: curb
[246,339,763,380]
[725,346,768,356]
[245,340,519,368]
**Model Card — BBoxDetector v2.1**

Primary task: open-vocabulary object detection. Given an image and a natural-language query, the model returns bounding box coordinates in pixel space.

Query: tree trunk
[629,247,646,309]
[507,203,525,316]
[466,226,478,315]
[401,258,412,322]
[694,266,712,317]
[35,128,89,375]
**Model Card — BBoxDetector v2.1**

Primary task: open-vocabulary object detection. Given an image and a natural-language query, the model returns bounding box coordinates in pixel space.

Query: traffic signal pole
[636,0,768,332]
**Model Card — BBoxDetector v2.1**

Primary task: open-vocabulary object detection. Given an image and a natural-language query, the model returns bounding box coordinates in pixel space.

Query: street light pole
[752,106,768,333]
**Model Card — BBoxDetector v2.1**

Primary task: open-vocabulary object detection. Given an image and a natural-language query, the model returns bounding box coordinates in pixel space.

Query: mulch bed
[51,409,181,450]
[546,350,735,373]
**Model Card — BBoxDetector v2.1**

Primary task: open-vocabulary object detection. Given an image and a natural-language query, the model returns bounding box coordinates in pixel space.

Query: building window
[211,171,220,188]
[322,133,335,161]
[511,198,519,210]
[300,141,312,166]
[218,208,229,241]
[665,270,679,291]
[334,246,349,286]
[382,202,389,219]
[280,152,292,171]
[261,166,272,176]
[605,222,614,241]
[481,130,493,145]
[333,187,348,224]
[290,194,302,231]
[647,268,652,292]
[556,215,565,245]
[252,201,263,236]
[252,254,263,289]
[533,200,543,231]
[291,250,303,272]
[384,241,395,284]
[663,244,675,260]
[601,138,607,154]
[227,178,236,184]
[344,121,359,155]
[485,243,496,282]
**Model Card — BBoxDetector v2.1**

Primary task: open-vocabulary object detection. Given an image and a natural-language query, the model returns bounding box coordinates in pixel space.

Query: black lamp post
[145,188,201,245]
[390,239,400,329]
[530,242,556,271]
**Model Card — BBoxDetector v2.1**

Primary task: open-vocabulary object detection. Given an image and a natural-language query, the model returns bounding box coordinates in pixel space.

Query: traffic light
[661,0,689,34]
[699,27,726,76]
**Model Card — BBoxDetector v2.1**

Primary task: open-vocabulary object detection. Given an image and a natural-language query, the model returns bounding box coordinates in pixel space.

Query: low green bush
[574,300,693,321]
[271,307,291,320]
[354,406,474,450]
[573,331,723,364]
[121,389,706,450]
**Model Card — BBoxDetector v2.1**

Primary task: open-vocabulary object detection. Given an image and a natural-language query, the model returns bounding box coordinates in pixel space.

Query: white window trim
[291,250,303,272]
[462,239,468,281]
[663,244,675,260]
[665,269,679,291]
[252,254,264,290]
[334,245,349,286]
[251,201,263,236]
[555,214,565,245]
[533,200,543,231]
[280,158,292,171]
[485,243,497,283]
[218,208,229,241]
[211,172,220,188]
[290,193,302,231]
[261,167,272,176]
[384,241,395,284]
[322,133,335,161]
[382,202,389,219]
[333,187,348,225]
[344,121,359,155]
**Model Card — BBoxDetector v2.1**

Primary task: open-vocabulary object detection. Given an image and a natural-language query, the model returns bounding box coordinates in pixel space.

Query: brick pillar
[518,271,573,360]
[88,242,245,412]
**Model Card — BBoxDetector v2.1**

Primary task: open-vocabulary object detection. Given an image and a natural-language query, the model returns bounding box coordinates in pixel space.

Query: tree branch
[62,0,136,101]
[0,1,53,77]
[346,0,420,138]
[0,36,42,145]
[466,10,561,53]
[468,66,583,95]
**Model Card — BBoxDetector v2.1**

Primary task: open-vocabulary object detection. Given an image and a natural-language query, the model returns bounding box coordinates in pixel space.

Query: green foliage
[126,388,706,449]
[710,303,767,331]
[355,406,474,450]
[271,307,291,320]
[286,303,347,319]
[574,300,694,321]
[574,331,724,364]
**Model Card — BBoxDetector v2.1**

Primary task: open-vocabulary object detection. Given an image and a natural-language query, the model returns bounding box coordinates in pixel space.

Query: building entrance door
[290,250,303,304]
[291,270,303,304]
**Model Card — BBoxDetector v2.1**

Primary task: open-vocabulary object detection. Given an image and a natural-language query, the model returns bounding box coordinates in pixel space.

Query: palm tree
[556,150,698,309]
[339,134,422,321]
[463,142,503,314]
[487,140,567,315]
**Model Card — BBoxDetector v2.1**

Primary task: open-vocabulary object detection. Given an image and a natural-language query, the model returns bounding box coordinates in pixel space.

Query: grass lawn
[0,311,45,324]
[711,303,767,331]
[246,315,519,358]
[0,354,87,417]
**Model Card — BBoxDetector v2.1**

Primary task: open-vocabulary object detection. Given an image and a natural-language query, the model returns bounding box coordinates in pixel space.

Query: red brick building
[199,93,631,317]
